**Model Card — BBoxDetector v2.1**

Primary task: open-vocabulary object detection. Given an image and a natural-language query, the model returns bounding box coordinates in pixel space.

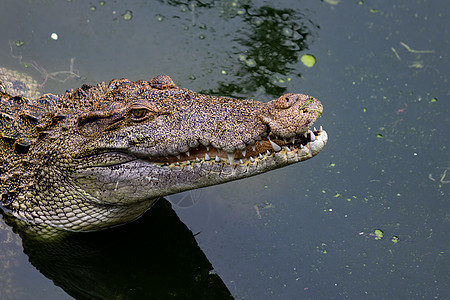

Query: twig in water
[400,42,434,54]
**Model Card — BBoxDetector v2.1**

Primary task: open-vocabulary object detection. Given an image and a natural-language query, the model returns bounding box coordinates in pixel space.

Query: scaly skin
[0,75,327,235]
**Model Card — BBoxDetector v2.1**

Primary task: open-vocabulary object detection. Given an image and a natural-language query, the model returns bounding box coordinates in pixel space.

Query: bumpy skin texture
[0,75,327,235]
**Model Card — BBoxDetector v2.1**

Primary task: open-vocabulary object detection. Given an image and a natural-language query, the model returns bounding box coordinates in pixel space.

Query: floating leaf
[301,54,316,68]
[374,229,384,240]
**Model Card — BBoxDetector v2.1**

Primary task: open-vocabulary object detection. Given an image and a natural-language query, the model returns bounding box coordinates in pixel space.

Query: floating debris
[122,10,133,21]
[301,54,316,68]
[374,229,383,240]
[254,201,274,219]
[400,42,434,54]
[391,47,401,60]
[324,0,340,5]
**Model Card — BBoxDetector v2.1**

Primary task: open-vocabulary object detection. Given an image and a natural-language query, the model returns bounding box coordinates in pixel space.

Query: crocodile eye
[130,108,148,120]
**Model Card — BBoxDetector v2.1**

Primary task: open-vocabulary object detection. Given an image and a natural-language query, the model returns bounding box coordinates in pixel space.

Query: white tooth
[314,127,317,131]
[206,146,210,151]
[258,153,264,159]
[266,150,271,156]
[196,157,200,162]
[176,155,181,160]
[227,152,235,164]
[252,145,256,151]
[205,153,210,160]
[300,144,305,149]
[310,132,316,141]
[320,125,323,131]
[304,132,308,138]
[259,141,264,146]
[176,162,180,165]
[240,159,244,164]
[291,137,295,144]
[185,151,190,157]
[283,146,291,152]
[250,156,255,162]
[283,138,288,143]
[241,149,246,157]
[268,139,281,152]
[186,160,191,165]
[215,156,220,162]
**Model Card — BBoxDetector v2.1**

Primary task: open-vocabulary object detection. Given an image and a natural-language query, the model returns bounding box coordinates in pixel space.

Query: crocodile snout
[259,93,323,138]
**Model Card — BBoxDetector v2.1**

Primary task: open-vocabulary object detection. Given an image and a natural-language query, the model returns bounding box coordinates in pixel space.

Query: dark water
[0,0,448,299]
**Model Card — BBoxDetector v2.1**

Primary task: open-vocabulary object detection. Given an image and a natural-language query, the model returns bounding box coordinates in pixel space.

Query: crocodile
[0,70,327,236]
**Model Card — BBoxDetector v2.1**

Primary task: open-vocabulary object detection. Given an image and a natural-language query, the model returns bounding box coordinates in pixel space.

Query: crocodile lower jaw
[149,126,328,167]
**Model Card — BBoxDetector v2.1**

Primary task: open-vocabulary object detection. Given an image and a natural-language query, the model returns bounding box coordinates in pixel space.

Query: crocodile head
[1,75,327,234]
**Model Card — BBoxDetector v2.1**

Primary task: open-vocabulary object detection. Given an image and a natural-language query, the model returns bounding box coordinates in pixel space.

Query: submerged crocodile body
[0,71,327,235]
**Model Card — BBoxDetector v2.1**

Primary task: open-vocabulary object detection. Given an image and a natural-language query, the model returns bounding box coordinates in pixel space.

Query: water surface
[0,0,448,299]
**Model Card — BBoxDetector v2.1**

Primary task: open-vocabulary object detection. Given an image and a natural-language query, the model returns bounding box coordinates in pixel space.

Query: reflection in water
[167,189,203,208]
[215,4,317,97]
[158,1,317,97]
[2,199,232,299]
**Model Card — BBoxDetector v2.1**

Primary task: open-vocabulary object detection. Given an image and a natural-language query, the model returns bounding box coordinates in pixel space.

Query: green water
[0,0,448,299]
